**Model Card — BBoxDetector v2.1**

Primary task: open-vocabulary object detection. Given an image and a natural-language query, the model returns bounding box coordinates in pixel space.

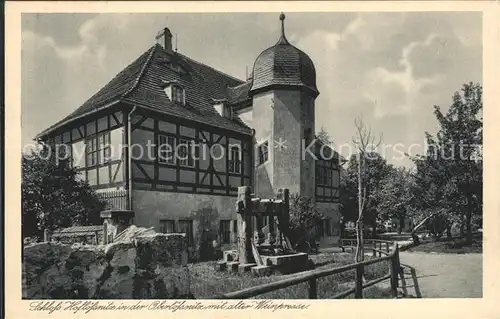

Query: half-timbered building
[36,14,342,254]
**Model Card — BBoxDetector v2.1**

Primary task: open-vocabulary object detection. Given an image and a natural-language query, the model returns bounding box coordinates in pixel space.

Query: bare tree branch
[352,115,383,263]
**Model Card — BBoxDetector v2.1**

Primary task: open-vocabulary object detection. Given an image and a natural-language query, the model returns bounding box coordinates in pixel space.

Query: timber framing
[129,107,253,197]
[315,158,341,203]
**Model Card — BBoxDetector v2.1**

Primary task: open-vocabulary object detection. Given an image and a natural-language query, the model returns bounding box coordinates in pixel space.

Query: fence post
[390,243,400,298]
[386,241,389,253]
[308,278,317,299]
[103,222,108,245]
[378,241,382,257]
[355,264,363,299]
[43,229,50,242]
[372,240,376,257]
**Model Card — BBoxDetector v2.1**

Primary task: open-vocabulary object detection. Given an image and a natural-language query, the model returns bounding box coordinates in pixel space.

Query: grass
[407,236,482,254]
[188,252,392,299]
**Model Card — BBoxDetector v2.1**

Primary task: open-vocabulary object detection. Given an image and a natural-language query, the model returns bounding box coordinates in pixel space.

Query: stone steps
[215,260,273,276]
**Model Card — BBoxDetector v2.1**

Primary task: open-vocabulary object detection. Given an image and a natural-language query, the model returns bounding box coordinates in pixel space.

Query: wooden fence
[214,238,415,299]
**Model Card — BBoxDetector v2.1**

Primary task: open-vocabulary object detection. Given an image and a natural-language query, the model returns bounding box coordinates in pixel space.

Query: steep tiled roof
[52,225,104,237]
[37,44,253,138]
[227,81,252,106]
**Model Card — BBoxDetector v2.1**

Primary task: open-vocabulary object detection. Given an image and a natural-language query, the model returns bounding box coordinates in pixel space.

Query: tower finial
[277,12,289,45]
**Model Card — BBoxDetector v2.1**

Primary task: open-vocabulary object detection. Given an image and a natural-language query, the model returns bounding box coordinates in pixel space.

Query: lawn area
[188,252,392,299]
[406,236,482,254]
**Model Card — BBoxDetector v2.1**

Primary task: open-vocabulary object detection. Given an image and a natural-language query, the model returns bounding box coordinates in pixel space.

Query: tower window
[304,128,312,146]
[258,141,269,165]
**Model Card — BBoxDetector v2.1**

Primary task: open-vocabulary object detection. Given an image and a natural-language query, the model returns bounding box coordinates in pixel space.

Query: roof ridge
[229,80,252,90]
[121,44,159,98]
[177,52,244,84]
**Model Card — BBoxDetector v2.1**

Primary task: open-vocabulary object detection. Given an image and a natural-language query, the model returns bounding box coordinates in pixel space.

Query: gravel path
[399,251,482,298]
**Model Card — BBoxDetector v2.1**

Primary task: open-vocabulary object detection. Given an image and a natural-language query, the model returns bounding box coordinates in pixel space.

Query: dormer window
[172,85,185,104]
[161,81,186,106]
[212,98,233,119]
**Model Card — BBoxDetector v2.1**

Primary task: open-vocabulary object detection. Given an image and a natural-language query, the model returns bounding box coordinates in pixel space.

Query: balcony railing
[98,189,129,211]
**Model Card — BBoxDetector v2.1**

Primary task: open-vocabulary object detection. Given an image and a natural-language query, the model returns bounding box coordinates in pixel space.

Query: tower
[250,13,320,198]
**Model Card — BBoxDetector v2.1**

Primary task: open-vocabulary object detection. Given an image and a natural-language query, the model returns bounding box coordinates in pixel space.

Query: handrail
[213,240,400,300]
[330,273,392,299]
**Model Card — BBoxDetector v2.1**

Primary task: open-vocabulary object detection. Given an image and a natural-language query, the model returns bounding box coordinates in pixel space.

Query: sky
[21,12,482,167]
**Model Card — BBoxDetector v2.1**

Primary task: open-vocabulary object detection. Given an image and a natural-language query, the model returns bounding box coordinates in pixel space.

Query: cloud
[21,12,481,168]
[362,34,446,118]
[294,12,481,166]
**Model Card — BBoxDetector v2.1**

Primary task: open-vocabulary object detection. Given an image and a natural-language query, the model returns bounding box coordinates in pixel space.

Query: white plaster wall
[252,91,275,197]
[132,190,239,258]
[236,108,253,128]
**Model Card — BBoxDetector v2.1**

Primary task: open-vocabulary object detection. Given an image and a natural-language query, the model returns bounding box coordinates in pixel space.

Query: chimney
[156,27,173,52]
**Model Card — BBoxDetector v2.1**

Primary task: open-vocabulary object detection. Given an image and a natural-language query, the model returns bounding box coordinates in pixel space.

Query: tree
[343,152,390,236]
[317,126,333,145]
[351,116,383,262]
[288,194,324,251]
[411,82,482,244]
[22,145,105,240]
[375,166,415,234]
[339,165,357,229]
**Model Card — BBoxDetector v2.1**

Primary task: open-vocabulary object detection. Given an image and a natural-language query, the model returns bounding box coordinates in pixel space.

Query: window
[56,142,72,168]
[159,219,175,233]
[178,139,195,167]
[316,162,333,187]
[326,168,332,186]
[219,220,231,244]
[158,135,176,164]
[316,165,323,185]
[304,128,312,146]
[86,137,98,167]
[98,132,111,164]
[86,132,110,167]
[178,220,193,246]
[172,85,185,105]
[228,146,241,174]
[258,141,269,165]
[233,220,238,235]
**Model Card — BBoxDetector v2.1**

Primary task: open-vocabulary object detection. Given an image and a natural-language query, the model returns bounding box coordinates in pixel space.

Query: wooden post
[390,243,400,298]
[43,229,50,242]
[399,267,408,297]
[255,215,263,245]
[103,222,108,244]
[410,267,422,298]
[308,278,317,299]
[372,240,376,257]
[276,188,290,248]
[237,186,253,264]
[386,241,389,253]
[378,241,382,257]
[355,264,363,299]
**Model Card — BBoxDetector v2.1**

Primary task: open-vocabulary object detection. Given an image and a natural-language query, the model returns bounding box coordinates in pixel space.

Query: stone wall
[22,233,193,299]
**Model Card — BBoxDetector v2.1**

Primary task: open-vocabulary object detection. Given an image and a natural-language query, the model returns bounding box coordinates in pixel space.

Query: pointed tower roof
[249,13,319,97]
